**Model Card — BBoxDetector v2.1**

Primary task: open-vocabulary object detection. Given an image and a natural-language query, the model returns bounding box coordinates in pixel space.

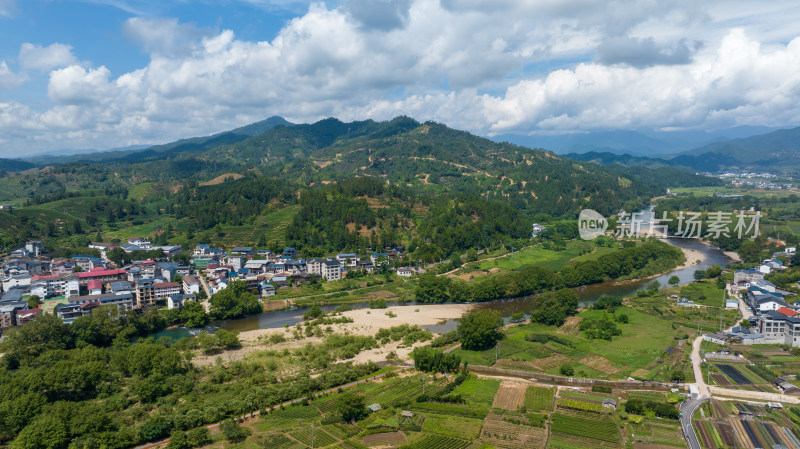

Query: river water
[152,209,733,341]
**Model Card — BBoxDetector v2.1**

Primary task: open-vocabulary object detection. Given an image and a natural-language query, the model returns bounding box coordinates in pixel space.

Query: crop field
[411,434,472,449]
[480,416,547,449]
[492,381,528,410]
[550,412,619,443]
[452,376,501,407]
[408,402,489,420]
[259,434,305,449]
[289,427,338,447]
[314,374,439,415]
[716,364,753,385]
[556,398,603,413]
[628,422,685,447]
[360,431,407,446]
[421,414,484,440]
[524,386,555,412]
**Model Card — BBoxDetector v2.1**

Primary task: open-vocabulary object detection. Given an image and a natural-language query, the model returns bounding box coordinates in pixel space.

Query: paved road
[680,396,706,449]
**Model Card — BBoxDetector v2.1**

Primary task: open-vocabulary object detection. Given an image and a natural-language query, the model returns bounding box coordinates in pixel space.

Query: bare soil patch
[199,173,243,186]
[361,431,407,445]
[492,381,527,410]
[579,354,619,375]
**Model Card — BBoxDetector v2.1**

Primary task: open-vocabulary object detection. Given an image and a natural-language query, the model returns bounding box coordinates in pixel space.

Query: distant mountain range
[22,116,294,165]
[492,126,775,157]
[0,158,36,173]
[5,114,800,174]
[561,126,800,173]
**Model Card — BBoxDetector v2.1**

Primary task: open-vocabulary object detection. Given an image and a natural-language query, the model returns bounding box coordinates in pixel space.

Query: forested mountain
[0,116,723,256]
[0,158,35,174]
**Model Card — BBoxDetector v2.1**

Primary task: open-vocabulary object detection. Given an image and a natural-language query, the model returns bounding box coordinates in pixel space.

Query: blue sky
[2,0,800,156]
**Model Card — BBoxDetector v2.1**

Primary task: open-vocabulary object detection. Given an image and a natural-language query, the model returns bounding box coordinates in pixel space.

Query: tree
[670,370,686,382]
[415,275,450,303]
[529,289,579,326]
[0,313,74,367]
[10,415,69,449]
[668,275,680,286]
[647,280,660,294]
[559,364,574,376]
[693,269,707,281]
[215,329,241,349]
[739,319,751,329]
[26,295,41,309]
[167,430,189,449]
[738,240,762,263]
[304,304,323,320]
[411,346,461,373]
[705,265,723,278]
[593,295,622,312]
[220,419,248,443]
[209,280,262,320]
[186,428,212,447]
[457,309,503,350]
[338,392,369,423]
[180,301,209,328]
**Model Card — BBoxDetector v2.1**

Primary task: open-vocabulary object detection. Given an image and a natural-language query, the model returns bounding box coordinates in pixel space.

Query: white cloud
[19,43,78,71]
[0,61,25,89]
[3,0,800,156]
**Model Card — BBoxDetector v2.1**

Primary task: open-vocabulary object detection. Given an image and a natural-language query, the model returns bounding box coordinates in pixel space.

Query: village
[0,238,423,330]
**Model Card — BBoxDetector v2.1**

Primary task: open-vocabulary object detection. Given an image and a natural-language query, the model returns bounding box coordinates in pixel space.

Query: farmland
[550,412,620,442]
[524,386,555,412]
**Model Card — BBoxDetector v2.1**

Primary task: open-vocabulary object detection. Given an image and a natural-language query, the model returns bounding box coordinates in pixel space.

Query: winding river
[153,210,734,341]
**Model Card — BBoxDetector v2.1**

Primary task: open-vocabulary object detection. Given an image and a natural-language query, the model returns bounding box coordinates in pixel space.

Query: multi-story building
[78,268,126,287]
[754,310,800,346]
[307,258,324,277]
[182,275,201,294]
[323,259,341,281]
[134,280,181,308]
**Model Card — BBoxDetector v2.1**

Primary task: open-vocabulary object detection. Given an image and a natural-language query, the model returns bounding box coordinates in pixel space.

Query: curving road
[680,396,706,449]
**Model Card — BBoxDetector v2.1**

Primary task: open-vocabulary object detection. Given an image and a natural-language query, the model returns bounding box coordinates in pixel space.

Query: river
[152,211,733,341]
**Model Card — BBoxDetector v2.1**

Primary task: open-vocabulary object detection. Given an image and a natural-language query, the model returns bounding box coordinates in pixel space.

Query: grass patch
[452,375,501,407]
[421,414,484,440]
[524,386,555,412]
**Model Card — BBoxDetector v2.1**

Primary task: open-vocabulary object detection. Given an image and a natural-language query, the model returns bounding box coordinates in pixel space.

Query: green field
[550,412,619,442]
[473,240,602,272]
[452,376,501,407]
[421,414,484,439]
[524,386,555,412]
[679,281,725,307]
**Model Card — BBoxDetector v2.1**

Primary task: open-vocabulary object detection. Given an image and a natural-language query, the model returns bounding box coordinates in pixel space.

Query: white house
[182,275,201,295]
[128,238,152,250]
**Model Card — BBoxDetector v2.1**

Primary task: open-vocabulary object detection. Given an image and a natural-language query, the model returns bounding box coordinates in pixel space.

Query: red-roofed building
[776,307,799,317]
[78,269,126,286]
[87,280,103,295]
[16,308,41,325]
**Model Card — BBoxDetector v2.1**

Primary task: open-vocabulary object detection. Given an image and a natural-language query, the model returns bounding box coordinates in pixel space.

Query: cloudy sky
[1,0,800,157]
